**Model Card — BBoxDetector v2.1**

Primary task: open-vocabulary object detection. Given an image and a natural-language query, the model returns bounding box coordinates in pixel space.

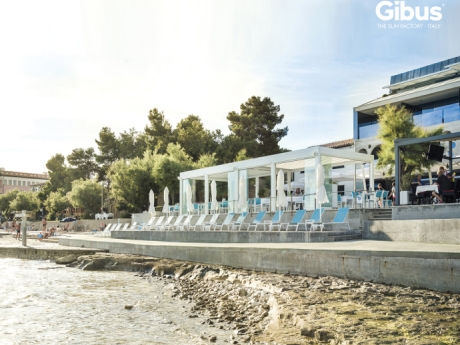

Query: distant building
[0,168,49,194]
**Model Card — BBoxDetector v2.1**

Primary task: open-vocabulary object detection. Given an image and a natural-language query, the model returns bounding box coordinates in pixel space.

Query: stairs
[368,209,392,221]
[327,230,362,242]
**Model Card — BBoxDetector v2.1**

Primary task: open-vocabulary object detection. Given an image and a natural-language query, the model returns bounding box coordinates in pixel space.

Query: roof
[355,76,460,113]
[319,138,354,149]
[0,170,49,180]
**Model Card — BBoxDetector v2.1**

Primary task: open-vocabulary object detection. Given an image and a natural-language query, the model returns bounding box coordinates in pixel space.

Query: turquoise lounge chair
[280,209,307,231]
[314,207,350,231]
[246,211,267,231]
[266,211,284,231]
[229,212,248,230]
[213,213,234,230]
[304,209,325,231]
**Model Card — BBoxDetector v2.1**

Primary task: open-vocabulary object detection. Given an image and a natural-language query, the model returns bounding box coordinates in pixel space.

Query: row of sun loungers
[118,208,350,232]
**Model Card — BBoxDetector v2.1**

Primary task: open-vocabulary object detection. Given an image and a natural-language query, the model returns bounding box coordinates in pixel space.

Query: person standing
[15,222,21,240]
[41,217,47,232]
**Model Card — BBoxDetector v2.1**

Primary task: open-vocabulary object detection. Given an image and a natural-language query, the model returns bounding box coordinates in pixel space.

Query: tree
[175,115,216,161]
[68,179,102,218]
[376,104,444,190]
[9,191,40,214]
[0,189,20,216]
[108,152,158,213]
[144,108,174,154]
[227,96,288,158]
[44,190,72,221]
[45,154,72,193]
[67,147,98,180]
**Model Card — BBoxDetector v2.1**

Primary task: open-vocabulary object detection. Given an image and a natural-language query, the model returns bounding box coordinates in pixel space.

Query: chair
[128,222,138,230]
[304,209,325,231]
[94,223,112,236]
[229,212,249,230]
[280,209,307,231]
[441,179,459,203]
[104,223,121,237]
[246,211,267,231]
[213,213,234,230]
[177,215,193,231]
[156,216,174,231]
[189,214,207,231]
[219,200,228,214]
[265,211,284,231]
[381,191,392,208]
[121,223,129,231]
[143,217,156,230]
[314,207,350,231]
[203,214,219,231]
[411,183,425,205]
[366,190,382,208]
[164,215,184,231]
[350,192,362,209]
[150,216,164,230]
[337,195,346,208]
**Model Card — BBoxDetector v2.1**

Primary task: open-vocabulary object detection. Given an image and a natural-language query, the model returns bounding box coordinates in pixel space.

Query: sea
[0,258,235,345]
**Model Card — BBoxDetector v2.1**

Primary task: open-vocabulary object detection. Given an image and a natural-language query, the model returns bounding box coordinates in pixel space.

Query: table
[416,185,438,195]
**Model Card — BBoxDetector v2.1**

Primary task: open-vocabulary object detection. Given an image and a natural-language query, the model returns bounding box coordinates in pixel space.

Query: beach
[1,233,460,344]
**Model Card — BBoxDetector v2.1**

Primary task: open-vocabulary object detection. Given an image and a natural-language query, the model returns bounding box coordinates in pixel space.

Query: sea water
[0,259,234,345]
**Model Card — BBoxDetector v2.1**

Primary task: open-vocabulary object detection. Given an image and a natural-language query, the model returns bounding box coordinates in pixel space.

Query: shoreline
[1,234,460,344]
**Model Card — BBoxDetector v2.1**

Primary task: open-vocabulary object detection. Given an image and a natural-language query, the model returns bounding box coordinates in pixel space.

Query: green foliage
[235,149,249,162]
[144,108,174,154]
[44,190,72,221]
[108,152,158,212]
[67,147,98,180]
[227,96,288,158]
[9,191,40,213]
[0,189,20,215]
[175,115,216,161]
[376,104,444,190]
[46,154,72,194]
[195,153,218,169]
[68,179,102,218]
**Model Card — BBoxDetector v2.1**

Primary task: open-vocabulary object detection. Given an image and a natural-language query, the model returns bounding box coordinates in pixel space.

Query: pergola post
[178,177,183,215]
[394,141,401,206]
[204,174,209,215]
[255,177,259,198]
[270,162,276,212]
[21,210,27,247]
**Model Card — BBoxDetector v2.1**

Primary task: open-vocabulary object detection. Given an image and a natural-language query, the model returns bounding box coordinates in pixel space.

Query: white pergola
[178,146,375,215]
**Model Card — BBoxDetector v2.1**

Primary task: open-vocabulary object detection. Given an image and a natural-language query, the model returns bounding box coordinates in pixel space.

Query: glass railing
[358,123,379,139]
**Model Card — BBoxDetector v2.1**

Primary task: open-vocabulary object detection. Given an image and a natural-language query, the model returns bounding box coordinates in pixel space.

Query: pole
[101,182,104,213]
[21,210,27,247]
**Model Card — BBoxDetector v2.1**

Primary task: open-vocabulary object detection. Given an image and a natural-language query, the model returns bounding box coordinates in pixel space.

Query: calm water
[0,259,234,345]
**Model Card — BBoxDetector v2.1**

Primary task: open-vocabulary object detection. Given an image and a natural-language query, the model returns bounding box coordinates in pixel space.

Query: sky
[1,0,459,174]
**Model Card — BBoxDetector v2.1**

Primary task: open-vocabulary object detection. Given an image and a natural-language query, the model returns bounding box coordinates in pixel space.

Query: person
[41,217,47,232]
[432,167,452,204]
[388,182,396,206]
[377,183,385,208]
[38,232,44,241]
[55,225,61,235]
[31,224,35,231]
[15,222,21,240]
[293,188,302,196]
[412,174,426,186]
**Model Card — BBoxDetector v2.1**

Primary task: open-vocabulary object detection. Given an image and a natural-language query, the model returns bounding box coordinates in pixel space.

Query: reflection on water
[0,259,232,345]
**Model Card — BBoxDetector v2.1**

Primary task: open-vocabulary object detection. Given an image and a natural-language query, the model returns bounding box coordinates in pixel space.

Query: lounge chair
[156,216,174,231]
[121,223,129,231]
[213,213,234,230]
[151,216,165,230]
[246,211,267,231]
[229,212,248,230]
[189,214,207,231]
[104,223,121,237]
[304,209,325,231]
[177,215,192,231]
[280,209,307,231]
[128,222,138,230]
[94,223,112,236]
[313,207,350,231]
[203,213,219,231]
[142,217,156,230]
[164,215,184,231]
[265,211,284,231]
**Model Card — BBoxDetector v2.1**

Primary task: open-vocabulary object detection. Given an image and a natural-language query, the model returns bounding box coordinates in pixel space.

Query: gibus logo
[376,1,442,21]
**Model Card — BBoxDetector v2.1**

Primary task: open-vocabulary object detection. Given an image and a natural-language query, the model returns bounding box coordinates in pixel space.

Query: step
[328,234,363,242]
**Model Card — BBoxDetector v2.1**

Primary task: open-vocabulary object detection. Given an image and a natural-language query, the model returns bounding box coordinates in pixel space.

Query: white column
[178,177,183,216]
[270,162,276,212]
[369,162,374,192]
[204,174,209,215]
[315,153,321,210]
[255,177,259,198]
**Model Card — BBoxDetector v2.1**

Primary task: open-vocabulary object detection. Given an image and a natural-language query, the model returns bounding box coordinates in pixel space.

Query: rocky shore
[55,252,460,345]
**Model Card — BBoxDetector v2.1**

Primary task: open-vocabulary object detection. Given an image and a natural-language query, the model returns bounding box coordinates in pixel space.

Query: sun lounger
[265,211,284,231]
[203,214,219,231]
[246,211,267,231]
[189,214,206,231]
[177,215,192,231]
[164,215,184,231]
[121,223,129,231]
[304,209,325,231]
[229,212,248,230]
[213,213,234,231]
[280,209,307,231]
[156,216,174,231]
[313,208,350,231]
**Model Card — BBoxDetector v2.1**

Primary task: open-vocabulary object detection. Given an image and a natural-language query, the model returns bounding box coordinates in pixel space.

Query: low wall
[363,218,460,244]
[392,204,460,220]
[112,230,331,243]
[0,246,106,261]
[58,237,460,293]
[26,219,131,232]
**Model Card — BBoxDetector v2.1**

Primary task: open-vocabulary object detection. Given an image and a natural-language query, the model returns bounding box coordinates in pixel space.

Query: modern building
[353,56,460,162]
[0,168,49,194]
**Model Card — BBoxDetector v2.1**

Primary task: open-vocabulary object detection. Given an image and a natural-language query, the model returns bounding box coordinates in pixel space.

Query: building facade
[0,169,49,194]
[353,56,460,161]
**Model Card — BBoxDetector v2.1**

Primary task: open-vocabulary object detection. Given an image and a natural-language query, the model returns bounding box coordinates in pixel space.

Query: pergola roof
[180,146,374,182]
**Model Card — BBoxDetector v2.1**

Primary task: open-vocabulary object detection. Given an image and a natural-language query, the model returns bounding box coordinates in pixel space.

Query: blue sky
[1,0,459,173]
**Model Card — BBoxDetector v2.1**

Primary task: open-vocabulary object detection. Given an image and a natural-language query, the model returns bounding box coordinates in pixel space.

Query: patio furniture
[156,216,174,231]
[265,211,284,231]
[189,214,207,231]
[304,209,325,231]
[246,211,267,231]
[164,215,184,231]
[213,213,234,230]
[203,214,219,231]
[177,215,193,231]
[229,212,249,230]
[312,207,350,231]
[280,209,307,231]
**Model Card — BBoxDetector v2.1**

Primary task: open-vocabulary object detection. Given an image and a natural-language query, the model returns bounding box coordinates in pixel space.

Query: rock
[124,305,133,310]
[209,335,217,342]
[55,254,79,265]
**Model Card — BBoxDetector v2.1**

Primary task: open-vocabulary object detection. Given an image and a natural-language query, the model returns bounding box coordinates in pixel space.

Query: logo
[376,1,442,21]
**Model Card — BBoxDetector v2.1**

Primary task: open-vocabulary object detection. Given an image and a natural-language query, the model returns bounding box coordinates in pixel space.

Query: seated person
[412,174,427,186]
[38,232,44,241]
[388,182,396,206]
[292,188,302,196]
[432,167,453,204]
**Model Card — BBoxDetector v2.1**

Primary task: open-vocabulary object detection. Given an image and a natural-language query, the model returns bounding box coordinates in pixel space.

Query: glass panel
[227,171,237,213]
[303,158,316,211]
[443,105,460,123]
[321,156,333,208]
[358,123,379,138]
[413,110,442,126]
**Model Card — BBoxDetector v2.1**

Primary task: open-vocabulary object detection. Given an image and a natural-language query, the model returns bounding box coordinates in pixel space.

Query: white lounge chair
[213,213,234,231]
[189,214,206,231]
[177,215,192,231]
[121,223,129,231]
[203,214,219,231]
[156,216,174,231]
[164,215,184,231]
